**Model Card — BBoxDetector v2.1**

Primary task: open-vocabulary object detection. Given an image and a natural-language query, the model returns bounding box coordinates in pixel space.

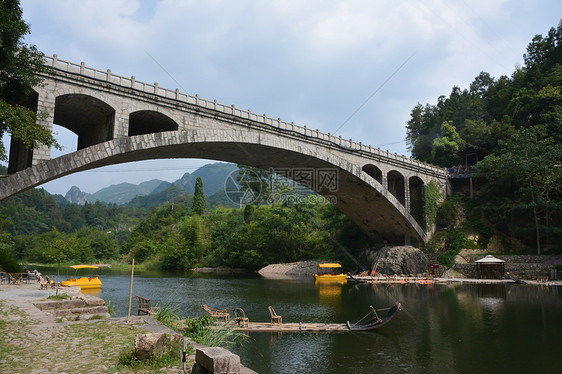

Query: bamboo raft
[235,302,401,333]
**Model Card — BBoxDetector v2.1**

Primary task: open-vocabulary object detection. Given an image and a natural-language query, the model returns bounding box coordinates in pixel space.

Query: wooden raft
[235,302,401,334]
[237,322,353,333]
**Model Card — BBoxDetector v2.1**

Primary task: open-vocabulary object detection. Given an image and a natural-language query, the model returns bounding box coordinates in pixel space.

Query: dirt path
[0,284,184,373]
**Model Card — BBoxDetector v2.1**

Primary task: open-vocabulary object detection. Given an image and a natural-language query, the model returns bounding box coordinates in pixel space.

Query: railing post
[154,82,158,94]
[52,54,58,67]
[106,69,111,81]
[175,88,179,100]
[195,94,200,105]
[80,62,85,74]
[231,104,236,114]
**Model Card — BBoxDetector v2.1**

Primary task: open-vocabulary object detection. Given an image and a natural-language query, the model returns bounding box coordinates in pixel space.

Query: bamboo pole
[127,259,135,323]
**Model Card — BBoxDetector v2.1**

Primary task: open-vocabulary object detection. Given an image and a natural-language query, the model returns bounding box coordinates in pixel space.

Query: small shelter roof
[66,265,100,269]
[317,263,342,268]
[456,143,490,158]
[475,255,505,263]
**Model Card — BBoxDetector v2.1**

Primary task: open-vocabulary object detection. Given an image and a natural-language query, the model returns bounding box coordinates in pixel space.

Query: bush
[0,249,22,273]
[117,341,182,370]
[437,230,466,268]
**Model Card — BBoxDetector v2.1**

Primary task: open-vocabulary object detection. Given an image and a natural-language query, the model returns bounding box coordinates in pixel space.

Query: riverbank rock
[363,246,428,276]
[258,261,320,276]
[134,332,182,361]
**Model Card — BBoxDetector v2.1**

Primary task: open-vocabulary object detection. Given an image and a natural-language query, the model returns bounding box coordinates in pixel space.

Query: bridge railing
[44,54,445,174]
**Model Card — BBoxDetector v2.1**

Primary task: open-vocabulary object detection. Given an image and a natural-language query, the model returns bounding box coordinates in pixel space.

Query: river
[42,267,562,373]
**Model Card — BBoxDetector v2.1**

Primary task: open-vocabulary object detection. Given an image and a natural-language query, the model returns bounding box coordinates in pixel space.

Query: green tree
[192,176,206,215]
[477,126,562,253]
[0,0,59,161]
[430,121,466,166]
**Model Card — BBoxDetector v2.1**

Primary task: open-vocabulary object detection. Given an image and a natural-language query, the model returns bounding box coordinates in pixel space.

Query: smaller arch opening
[7,90,39,174]
[362,164,382,184]
[128,111,178,136]
[54,94,115,150]
[409,176,425,227]
[387,170,405,206]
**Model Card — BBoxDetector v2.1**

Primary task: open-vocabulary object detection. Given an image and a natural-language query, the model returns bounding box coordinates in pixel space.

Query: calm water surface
[41,267,562,373]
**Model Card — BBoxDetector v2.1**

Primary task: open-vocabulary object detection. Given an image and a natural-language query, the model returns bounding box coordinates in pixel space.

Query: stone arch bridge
[1,55,447,245]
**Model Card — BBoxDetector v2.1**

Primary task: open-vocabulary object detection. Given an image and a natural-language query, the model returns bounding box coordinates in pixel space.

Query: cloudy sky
[2,0,561,195]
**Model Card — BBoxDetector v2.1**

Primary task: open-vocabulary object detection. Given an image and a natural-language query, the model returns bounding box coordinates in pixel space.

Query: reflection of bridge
[1,55,447,245]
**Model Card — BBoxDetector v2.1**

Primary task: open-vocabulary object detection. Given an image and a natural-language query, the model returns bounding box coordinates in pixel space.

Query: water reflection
[80,288,102,297]
[315,280,344,306]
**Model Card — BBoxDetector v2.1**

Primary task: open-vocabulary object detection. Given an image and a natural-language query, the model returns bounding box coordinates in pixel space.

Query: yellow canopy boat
[313,263,347,283]
[60,265,102,289]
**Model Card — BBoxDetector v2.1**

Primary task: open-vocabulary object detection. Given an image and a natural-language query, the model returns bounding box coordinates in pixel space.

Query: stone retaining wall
[452,253,561,280]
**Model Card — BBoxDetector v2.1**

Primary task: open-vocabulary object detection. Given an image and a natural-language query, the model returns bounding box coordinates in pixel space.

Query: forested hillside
[407,21,562,254]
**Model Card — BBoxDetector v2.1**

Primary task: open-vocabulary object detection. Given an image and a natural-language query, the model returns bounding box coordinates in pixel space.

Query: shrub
[185,315,248,348]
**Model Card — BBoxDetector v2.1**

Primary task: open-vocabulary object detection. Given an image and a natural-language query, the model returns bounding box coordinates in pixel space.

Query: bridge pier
[32,87,56,166]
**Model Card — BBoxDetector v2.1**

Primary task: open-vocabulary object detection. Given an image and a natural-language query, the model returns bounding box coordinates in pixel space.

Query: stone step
[33,294,108,318]
[54,305,109,316]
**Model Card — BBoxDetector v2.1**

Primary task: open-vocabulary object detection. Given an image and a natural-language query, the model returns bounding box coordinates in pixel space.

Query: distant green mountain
[65,162,237,205]
[88,179,165,205]
[127,185,191,209]
[153,162,238,196]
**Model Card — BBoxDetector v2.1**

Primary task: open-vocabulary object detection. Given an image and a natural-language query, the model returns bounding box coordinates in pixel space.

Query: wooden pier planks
[236,322,350,333]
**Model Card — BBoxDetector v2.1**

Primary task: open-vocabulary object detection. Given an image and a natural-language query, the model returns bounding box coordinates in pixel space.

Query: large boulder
[363,246,429,276]
[258,261,320,276]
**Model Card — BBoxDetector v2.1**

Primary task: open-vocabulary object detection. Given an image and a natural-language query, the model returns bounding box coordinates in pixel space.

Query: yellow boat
[313,263,347,283]
[60,265,102,289]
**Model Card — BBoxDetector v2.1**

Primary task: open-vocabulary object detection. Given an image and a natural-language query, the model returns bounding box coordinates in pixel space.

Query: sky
[2,0,561,196]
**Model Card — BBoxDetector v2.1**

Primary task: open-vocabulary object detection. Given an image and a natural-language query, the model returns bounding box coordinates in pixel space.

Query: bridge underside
[0,131,426,245]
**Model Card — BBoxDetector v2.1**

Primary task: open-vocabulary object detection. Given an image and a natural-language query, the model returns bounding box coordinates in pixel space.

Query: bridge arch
[0,129,428,245]
[128,110,179,136]
[54,94,116,150]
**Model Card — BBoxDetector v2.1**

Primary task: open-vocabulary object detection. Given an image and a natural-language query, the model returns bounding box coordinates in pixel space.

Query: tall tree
[192,176,206,215]
[0,0,58,161]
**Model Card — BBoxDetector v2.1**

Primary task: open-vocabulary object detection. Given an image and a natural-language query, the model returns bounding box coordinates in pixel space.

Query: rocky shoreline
[257,248,562,282]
